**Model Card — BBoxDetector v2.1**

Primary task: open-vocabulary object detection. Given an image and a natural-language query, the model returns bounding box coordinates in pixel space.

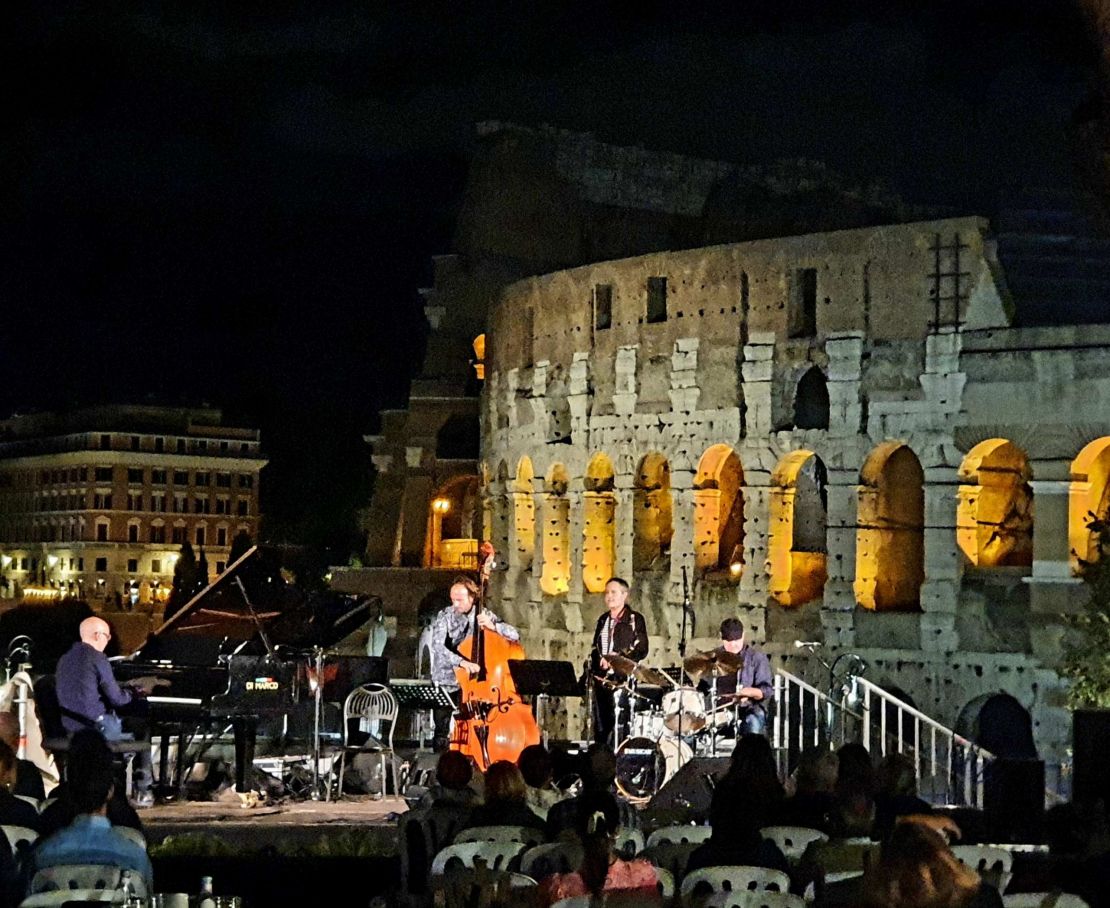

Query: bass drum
[615,735,693,802]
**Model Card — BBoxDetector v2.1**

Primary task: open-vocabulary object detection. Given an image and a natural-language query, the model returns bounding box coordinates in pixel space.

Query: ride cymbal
[683,649,744,680]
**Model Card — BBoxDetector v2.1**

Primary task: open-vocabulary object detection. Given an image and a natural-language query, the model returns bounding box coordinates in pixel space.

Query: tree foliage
[1061,513,1110,708]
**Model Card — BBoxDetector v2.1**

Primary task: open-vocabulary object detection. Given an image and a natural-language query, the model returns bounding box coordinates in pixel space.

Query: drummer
[589,577,650,748]
[707,617,774,736]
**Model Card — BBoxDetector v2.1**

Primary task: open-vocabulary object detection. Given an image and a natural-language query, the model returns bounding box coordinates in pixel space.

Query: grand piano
[116,545,387,796]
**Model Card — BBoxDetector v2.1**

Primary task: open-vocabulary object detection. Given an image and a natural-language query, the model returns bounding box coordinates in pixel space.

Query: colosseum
[476,215,1110,782]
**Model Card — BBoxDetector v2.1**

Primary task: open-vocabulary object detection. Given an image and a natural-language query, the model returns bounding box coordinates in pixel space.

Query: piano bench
[43,737,149,798]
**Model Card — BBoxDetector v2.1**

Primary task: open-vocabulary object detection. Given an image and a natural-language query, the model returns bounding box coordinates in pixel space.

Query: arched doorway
[855,442,924,611]
[513,457,536,571]
[794,367,830,430]
[1071,437,1110,570]
[769,450,828,605]
[426,474,481,569]
[693,445,745,576]
[957,439,1033,569]
[583,454,616,594]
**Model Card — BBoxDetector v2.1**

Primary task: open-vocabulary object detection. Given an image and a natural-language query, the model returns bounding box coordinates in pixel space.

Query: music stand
[390,680,457,750]
[508,660,583,747]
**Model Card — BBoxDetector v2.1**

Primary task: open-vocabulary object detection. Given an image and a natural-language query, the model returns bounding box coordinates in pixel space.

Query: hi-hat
[604,653,638,676]
[683,649,744,680]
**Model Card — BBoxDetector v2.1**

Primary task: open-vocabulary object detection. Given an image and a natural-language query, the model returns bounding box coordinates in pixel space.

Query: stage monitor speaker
[1073,709,1110,808]
[646,756,729,817]
[983,758,1044,843]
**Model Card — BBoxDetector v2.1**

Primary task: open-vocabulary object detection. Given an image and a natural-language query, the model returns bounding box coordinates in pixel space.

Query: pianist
[55,617,157,808]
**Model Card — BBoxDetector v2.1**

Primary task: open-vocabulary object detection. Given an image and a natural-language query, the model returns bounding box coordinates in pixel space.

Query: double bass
[450,544,540,770]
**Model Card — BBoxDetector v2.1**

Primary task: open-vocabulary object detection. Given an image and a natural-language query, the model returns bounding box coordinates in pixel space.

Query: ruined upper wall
[489,218,1010,385]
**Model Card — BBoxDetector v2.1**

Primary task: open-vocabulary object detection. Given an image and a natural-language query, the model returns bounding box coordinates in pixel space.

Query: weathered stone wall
[481,217,1110,767]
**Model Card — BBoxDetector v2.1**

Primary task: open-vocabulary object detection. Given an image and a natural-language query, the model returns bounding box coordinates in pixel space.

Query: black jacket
[590,606,649,678]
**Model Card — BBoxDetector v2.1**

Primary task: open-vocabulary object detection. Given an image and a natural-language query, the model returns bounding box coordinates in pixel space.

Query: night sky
[2,1,1096,559]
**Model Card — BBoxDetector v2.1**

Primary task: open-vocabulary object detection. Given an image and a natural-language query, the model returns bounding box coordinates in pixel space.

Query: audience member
[0,742,43,833]
[462,760,545,832]
[828,742,876,839]
[1043,801,1110,908]
[779,746,838,832]
[686,783,789,876]
[547,744,619,839]
[517,744,565,820]
[418,750,480,809]
[856,819,1001,908]
[0,713,46,801]
[536,790,659,907]
[873,753,932,841]
[27,729,153,895]
[715,733,785,829]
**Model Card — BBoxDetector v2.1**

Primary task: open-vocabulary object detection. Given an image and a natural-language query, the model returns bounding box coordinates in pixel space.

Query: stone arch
[583,453,616,594]
[541,464,571,595]
[1071,437,1110,569]
[425,474,481,569]
[794,367,830,431]
[512,457,536,570]
[693,445,745,575]
[855,442,924,611]
[632,453,673,573]
[769,450,828,605]
[472,334,486,381]
[957,439,1034,569]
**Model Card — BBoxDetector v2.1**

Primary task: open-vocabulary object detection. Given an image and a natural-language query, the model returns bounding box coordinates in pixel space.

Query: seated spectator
[1043,800,1110,908]
[546,744,618,839]
[27,729,153,895]
[536,790,659,908]
[873,753,932,841]
[0,713,46,801]
[36,729,145,838]
[779,746,838,832]
[463,760,546,832]
[827,742,876,839]
[686,783,789,876]
[518,744,566,820]
[0,742,43,833]
[418,750,480,809]
[714,734,785,829]
[856,818,1001,908]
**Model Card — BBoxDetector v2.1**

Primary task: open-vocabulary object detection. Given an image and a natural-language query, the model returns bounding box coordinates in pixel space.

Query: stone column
[613,475,636,581]
[567,487,585,605]
[741,332,775,436]
[529,490,546,603]
[668,474,697,599]
[740,470,773,608]
[1027,462,1083,664]
[821,467,859,647]
[568,352,591,445]
[919,468,961,652]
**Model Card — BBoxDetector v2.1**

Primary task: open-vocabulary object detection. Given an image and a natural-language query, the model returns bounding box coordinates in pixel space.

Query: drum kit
[599,648,746,802]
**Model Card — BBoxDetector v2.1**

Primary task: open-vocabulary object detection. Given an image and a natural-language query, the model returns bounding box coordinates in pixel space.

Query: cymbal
[632,665,674,688]
[604,653,638,676]
[683,649,744,680]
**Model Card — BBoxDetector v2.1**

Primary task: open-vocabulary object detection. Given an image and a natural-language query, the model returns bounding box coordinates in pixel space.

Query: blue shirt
[55,642,134,734]
[29,814,153,893]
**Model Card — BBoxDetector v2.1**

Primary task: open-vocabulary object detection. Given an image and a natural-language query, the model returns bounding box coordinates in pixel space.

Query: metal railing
[771,669,994,807]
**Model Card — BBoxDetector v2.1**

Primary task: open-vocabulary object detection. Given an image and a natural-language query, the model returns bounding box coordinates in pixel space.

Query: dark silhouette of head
[435,750,473,791]
[517,744,553,789]
[67,729,115,814]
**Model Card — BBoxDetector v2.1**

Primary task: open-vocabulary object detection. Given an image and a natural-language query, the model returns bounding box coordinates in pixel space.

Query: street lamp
[431,498,451,567]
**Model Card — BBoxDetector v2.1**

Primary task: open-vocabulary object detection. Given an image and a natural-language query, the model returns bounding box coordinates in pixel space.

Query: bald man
[55,617,156,807]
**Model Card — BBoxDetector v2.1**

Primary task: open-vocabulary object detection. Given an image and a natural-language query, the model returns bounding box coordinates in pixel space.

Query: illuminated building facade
[481,217,1110,765]
[0,405,266,607]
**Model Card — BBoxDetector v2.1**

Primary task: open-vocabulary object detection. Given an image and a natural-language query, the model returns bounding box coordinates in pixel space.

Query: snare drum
[615,735,693,801]
[662,687,707,734]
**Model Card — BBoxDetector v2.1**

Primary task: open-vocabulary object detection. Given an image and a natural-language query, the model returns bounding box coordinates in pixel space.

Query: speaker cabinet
[646,756,730,817]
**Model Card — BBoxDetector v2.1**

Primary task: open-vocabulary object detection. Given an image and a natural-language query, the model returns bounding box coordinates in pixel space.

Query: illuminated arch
[768,450,828,605]
[425,474,481,569]
[583,454,616,593]
[541,464,571,595]
[693,445,745,575]
[472,334,486,381]
[633,453,673,573]
[956,439,1033,569]
[512,457,536,570]
[855,442,924,611]
[1071,437,1110,568]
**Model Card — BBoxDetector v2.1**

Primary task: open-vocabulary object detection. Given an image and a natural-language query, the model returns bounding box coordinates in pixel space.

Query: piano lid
[136,546,380,661]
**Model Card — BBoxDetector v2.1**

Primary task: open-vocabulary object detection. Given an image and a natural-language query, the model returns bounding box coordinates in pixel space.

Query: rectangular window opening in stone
[594,283,613,330]
[647,276,667,324]
[789,268,818,338]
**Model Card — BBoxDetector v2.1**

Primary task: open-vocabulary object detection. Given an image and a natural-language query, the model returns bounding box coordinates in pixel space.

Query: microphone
[794,640,822,649]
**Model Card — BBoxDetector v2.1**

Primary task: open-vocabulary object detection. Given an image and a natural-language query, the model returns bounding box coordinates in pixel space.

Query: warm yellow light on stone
[1071,437,1110,571]
[541,464,571,596]
[432,497,451,514]
[693,444,744,575]
[956,438,1033,569]
[583,453,616,593]
[768,450,827,606]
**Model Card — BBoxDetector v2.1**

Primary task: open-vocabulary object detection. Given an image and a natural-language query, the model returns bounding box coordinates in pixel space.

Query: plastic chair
[14,796,43,813]
[655,866,675,901]
[431,863,535,908]
[703,892,805,908]
[20,891,125,907]
[642,841,702,882]
[614,827,645,858]
[647,825,714,847]
[114,826,147,851]
[951,844,1014,894]
[431,840,528,876]
[1002,894,1090,908]
[680,866,791,907]
[802,869,863,902]
[520,841,584,879]
[1,825,38,855]
[331,683,399,801]
[400,803,473,900]
[28,865,148,900]
[550,897,593,908]
[758,826,828,861]
[455,825,546,847]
